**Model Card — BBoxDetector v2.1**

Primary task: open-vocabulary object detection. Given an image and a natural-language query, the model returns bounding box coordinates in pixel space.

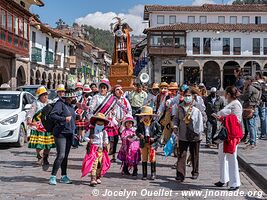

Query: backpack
[40,103,56,132]
[260,82,267,102]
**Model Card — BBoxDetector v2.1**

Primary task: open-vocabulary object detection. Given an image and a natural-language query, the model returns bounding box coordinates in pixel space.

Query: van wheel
[15,124,26,147]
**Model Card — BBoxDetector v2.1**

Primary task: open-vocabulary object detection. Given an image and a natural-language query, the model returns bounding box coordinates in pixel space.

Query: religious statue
[109,17,134,89]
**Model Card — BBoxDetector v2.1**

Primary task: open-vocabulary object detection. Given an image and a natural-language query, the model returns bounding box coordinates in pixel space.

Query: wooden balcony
[148,46,186,56]
[69,55,77,68]
[54,54,61,67]
[45,51,54,65]
[64,57,70,69]
[31,47,42,62]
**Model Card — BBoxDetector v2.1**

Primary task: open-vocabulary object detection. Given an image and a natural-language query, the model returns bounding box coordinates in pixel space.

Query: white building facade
[144,4,267,89]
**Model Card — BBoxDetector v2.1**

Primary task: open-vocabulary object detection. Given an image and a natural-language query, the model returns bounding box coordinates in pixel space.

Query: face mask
[76,91,82,96]
[95,124,104,132]
[184,96,193,104]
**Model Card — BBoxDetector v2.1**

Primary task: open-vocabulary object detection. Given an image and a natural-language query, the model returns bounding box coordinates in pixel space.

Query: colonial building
[0,0,43,89]
[143,4,267,89]
[29,18,72,89]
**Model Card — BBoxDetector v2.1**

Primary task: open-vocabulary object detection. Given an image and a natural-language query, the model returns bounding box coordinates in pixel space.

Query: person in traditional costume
[81,113,110,187]
[49,89,77,185]
[75,82,83,102]
[117,115,140,176]
[144,83,159,110]
[136,106,162,180]
[173,88,204,182]
[155,82,169,113]
[75,84,91,144]
[27,86,55,166]
[89,83,98,97]
[108,85,132,162]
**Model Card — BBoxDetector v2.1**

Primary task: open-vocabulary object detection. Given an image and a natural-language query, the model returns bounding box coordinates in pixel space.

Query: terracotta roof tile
[144,4,267,13]
[144,23,267,33]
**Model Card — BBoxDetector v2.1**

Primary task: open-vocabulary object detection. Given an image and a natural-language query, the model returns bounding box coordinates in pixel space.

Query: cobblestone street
[0,141,265,200]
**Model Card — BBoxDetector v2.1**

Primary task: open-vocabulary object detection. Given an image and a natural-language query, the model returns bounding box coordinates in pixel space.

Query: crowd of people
[25,71,267,190]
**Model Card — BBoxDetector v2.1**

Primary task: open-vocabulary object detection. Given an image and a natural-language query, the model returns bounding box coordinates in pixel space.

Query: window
[14,16,18,35]
[200,16,207,24]
[169,15,176,24]
[233,38,241,55]
[1,9,6,29]
[264,38,267,55]
[223,38,230,55]
[19,18,23,37]
[7,13,12,32]
[157,15,164,24]
[203,38,211,54]
[218,16,225,24]
[24,21,28,39]
[32,31,36,47]
[188,16,195,23]
[193,38,200,54]
[150,35,162,46]
[255,16,261,24]
[46,37,49,51]
[230,16,237,24]
[161,66,176,83]
[242,16,250,24]
[64,45,66,57]
[174,35,185,47]
[253,38,260,55]
[55,41,58,54]
[162,35,173,46]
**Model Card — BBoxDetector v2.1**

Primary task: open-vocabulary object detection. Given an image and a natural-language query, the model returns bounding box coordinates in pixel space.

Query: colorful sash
[93,94,118,116]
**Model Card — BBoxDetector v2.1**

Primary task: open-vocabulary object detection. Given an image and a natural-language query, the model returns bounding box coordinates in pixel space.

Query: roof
[144,4,267,20]
[144,23,267,33]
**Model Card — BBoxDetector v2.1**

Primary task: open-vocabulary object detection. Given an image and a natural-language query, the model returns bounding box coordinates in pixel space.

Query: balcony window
[223,38,230,55]
[193,37,200,54]
[188,16,195,23]
[45,51,54,64]
[19,18,23,37]
[31,47,42,62]
[157,15,164,24]
[203,38,211,54]
[233,38,241,55]
[162,35,173,46]
[24,21,28,39]
[264,38,267,55]
[242,16,250,24]
[7,13,12,32]
[169,15,176,24]
[174,35,185,48]
[14,16,18,35]
[255,16,261,24]
[218,16,225,24]
[230,16,237,24]
[1,10,6,29]
[253,38,260,55]
[150,35,162,46]
[200,16,207,24]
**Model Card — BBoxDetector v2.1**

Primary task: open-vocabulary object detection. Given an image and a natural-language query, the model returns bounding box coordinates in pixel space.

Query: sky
[30,0,234,35]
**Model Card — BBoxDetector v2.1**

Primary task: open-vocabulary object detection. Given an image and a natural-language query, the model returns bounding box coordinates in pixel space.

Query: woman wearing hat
[75,82,84,102]
[136,106,162,180]
[144,83,159,109]
[27,86,55,166]
[49,89,77,185]
[117,115,140,176]
[75,84,92,144]
[155,82,170,113]
[81,113,110,187]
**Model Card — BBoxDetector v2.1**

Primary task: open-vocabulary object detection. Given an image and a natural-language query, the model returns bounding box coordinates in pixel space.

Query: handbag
[213,125,228,144]
[242,106,255,119]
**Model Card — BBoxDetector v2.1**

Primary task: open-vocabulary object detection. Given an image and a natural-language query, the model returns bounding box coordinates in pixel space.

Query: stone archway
[57,73,61,85]
[203,61,220,90]
[53,73,57,89]
[30,69,35,85]
[0,65,10,85]
[243,61,261,77]
[17,66,26,87]
[182,60,200,85]
[223,61,240,89]
[41,72,47,86]
[35,70,41,85]
[47,73,52,89]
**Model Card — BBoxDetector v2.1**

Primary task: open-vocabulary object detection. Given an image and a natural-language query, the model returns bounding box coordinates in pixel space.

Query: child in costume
[81,113,111,187]
[136,106,162,180]
[117,115,141,176]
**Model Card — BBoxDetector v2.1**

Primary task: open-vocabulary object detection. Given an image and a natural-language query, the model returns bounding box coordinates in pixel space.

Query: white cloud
[75,4,147,36]
[192,0,215,5]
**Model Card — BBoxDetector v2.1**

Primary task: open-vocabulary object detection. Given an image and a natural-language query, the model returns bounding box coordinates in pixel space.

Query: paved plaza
[0,141,265,200]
